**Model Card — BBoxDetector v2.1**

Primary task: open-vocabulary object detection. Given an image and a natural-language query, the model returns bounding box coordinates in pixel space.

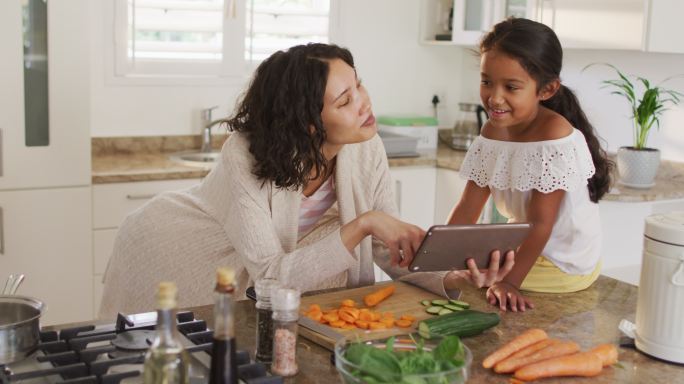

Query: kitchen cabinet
[0,188,92,326]
[0,0,90,190]
[433,168,468,225]
[420,0,645,50]
[644,0,684,54]
[373,166,438,282]
[92,178,201,316]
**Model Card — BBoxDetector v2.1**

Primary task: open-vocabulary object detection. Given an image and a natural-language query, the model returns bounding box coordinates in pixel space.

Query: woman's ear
[539,79,561,101]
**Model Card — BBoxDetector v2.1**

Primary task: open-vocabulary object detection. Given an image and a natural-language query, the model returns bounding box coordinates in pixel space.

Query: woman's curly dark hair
[228,43,355,190]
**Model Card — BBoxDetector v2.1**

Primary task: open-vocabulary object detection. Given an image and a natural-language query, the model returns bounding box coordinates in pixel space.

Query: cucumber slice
[431,299,449,306]
[421,300,431,306]
[449,299,471,309]
[438,308,454,315]
[443,304,465,311]
[426,306,443,314]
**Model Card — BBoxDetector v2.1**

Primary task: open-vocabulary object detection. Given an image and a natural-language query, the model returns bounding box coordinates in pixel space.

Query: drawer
[92,179,200,229]
[93,228,117,275]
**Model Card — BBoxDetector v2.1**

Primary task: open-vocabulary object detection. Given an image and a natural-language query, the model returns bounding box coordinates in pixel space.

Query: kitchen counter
[92,136,684,202]
[172,275,682,383]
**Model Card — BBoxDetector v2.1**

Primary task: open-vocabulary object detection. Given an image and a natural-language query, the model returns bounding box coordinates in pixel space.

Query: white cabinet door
[0,0,90,190]
[434,168,468,225]
[538,0,644,50]
[644,0,684,54]
[0,187,92,325]
[389,167,437,230]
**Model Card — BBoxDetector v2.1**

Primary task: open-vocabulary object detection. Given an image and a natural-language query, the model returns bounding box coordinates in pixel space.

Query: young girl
[448,18,612,312]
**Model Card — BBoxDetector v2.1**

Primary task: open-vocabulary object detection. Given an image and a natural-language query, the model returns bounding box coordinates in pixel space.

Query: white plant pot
[617,147,660,189]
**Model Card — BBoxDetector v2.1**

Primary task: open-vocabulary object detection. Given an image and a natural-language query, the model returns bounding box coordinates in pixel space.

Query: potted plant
[585,63,683,188]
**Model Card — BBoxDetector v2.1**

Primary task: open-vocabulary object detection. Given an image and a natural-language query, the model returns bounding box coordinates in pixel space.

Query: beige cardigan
[99,133,456,318]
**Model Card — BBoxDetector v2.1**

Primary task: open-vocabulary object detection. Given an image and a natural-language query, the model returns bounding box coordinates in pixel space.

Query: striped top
[298,175,336,237]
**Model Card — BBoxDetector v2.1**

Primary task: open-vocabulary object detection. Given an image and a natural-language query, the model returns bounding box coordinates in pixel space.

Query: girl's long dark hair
[480,18,613,202]
[228,43,354,190]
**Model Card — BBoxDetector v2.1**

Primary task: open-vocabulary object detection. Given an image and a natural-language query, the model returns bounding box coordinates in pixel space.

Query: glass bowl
[334,332,472,384]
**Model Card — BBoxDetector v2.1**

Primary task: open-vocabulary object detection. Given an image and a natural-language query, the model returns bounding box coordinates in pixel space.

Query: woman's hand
[486,280,534,312]
[445,250,515,289]
[362,211,425,267]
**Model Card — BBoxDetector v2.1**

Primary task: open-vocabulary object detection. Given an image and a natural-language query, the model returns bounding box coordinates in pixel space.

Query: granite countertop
[92,136,684,202]
[175,275,683,383]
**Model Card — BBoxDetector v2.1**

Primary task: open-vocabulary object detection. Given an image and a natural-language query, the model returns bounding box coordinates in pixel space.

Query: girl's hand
[486,281,534,312]
[446,250,515,288]
[363,211,425,268]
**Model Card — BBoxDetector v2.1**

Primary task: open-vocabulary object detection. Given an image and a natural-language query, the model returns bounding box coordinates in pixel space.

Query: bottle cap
[156,281,177,310]
[255,278,280,298]
[272,288,300,311]
[216,267,235,286]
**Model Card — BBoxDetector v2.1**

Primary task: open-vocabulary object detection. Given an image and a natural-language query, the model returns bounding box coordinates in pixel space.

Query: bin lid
[645,211,684,247]
[377,115,438,127]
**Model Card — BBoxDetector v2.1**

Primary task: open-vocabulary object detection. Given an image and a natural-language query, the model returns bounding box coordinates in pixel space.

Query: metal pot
[0,295,45,365]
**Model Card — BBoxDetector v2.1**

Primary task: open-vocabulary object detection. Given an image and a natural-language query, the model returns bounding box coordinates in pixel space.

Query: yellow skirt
[520,256,602,293]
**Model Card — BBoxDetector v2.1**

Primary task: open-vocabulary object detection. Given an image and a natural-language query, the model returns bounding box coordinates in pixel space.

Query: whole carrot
[363,284,396,307]
[500,338,558,361]
[494,340,580,373]
[513,351,603,381]
[483,328,548,368]
[590,344,619,366]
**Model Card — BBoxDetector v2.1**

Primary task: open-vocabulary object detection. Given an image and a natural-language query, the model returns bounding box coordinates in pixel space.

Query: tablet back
[408,223,531,272]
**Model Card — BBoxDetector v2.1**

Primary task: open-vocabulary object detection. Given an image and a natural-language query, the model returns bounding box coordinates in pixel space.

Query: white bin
[635,211,684,363]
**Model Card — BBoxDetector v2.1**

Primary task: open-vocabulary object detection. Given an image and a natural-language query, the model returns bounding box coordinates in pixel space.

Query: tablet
[408,223,531,272]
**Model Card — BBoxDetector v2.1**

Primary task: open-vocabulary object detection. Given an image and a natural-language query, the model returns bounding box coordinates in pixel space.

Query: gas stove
[0,311,281,384]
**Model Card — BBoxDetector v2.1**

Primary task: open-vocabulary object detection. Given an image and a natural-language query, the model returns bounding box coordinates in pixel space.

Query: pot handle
[671,253,684,286]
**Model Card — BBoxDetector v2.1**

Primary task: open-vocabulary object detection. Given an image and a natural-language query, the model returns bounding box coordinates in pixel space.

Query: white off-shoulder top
[459,129,601,275]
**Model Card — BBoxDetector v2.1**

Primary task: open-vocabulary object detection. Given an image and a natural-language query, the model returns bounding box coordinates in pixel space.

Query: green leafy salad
[340,335,467,384]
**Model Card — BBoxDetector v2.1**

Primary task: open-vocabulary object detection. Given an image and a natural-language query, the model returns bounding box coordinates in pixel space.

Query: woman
[100,44,513,317]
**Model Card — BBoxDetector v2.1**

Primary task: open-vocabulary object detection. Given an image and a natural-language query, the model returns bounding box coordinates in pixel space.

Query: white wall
[89,0,464,137]
[460,49,684,161]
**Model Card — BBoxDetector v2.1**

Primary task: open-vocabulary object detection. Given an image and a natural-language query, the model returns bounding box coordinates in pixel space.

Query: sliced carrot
[322,313,339,323]
[359,311,373,321]
[329,320,346,328]
[370,312,381,321]
[395,319,413,328]
[340,299,356,307]
[308,304,321,313]
[355,320,370,329]
[380,318,395,328]
[494,340,579,373]
[589,344,618,367]
[339,311,356,323]
[306,310,323,322]
[369,322,387,330]
[513,351,603,381]
[400,314,416,322]
[341,323,357,330]
[483,328,548,369]
[343,307,360,319]
[363,284,396,307]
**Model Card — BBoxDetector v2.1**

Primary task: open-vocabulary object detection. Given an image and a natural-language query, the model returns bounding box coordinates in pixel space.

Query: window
[245,0,330,61]
[112,0,332,79]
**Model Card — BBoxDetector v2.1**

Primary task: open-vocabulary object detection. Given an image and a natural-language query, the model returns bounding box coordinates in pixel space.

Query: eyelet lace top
[459,129,595,193]
[459,129,601,275]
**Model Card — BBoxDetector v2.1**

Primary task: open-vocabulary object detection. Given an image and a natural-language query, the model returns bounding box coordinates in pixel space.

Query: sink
[169,150,221,167]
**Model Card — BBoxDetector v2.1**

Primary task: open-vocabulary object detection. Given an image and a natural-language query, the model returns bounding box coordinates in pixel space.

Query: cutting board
[298,281,443,350]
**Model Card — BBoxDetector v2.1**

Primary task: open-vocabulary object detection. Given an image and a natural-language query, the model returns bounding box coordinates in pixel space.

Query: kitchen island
[184,275,683,383]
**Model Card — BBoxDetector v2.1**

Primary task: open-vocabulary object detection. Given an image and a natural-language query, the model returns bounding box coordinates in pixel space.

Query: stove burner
[111,330,156,351]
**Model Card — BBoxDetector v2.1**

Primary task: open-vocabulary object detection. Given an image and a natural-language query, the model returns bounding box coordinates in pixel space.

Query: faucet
[200,106,230,153]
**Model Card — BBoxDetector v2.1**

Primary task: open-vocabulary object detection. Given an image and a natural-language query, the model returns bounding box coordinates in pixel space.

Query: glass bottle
[143,282,190,384]
[254,278,280,363]
[270,288,300,377]
[209,267,238,384]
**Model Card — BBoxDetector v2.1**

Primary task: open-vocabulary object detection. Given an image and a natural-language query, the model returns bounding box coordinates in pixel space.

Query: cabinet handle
[395,180,402,216]
[126,193,157,200]
[0,128,3,177]
[0,207,4,255]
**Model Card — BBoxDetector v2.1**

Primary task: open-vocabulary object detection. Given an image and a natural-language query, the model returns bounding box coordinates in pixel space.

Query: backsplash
[92,134,229,156]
